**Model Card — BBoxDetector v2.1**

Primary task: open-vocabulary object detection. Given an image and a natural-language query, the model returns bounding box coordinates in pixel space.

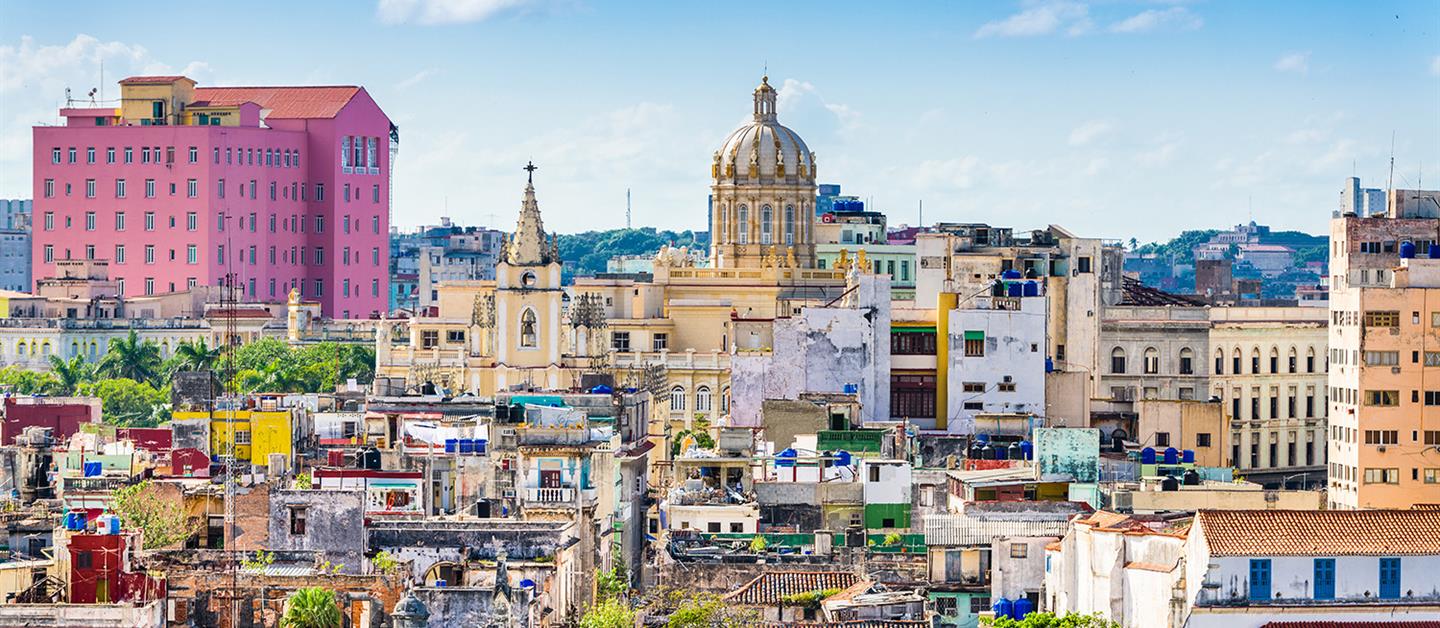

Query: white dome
[713,77,815,182]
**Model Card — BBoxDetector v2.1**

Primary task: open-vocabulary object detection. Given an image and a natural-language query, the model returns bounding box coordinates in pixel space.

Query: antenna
[919,200,923,228]
[626,188,632,229]
[1388,131,1396,196]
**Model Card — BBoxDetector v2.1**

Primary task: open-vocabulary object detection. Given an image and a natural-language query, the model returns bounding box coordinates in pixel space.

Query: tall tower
[492,162,564,390]
[709,77,818,269]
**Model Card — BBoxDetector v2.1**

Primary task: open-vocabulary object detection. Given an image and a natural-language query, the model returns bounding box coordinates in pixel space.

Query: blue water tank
[1140,447,1157,464]
[1045,357,1054,373]
[519,578,536,589]
[1002,269,1023,280]
[1402,241,1417,258]
[590,384,614,394]
[1163,447,1180,464]
[475,439,487,454]
[994,445,1009,461]
[435,579,447,587]
[834,450,852,468]
[444,439,458,454]
[1023,281,1039,297]
[992,598,1013,619]
[777,448,798,468]
[976,433,990,443]
[1007,282,1024,297]
[1182,449,1195,463]
[1430,243,1440,259]
[1013,597,1034,619]
[1020,441,1034,460]
[843,383,859,394]
[83,461,102,477]
[458,439,475,454]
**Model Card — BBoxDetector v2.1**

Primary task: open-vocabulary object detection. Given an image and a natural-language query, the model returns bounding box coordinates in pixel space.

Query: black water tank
[968,442,985,459]
[358,447,382,470]
[1183,469,1201,486]
[1007,442,1024,460]
[1161,476,1180,491]
[981,444,997,460]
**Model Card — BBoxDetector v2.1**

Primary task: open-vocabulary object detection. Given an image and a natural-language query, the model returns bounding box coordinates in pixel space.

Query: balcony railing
[611,350,729,371]
[526,487,574,503]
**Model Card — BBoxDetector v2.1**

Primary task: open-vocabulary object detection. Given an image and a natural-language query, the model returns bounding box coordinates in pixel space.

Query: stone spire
[753,76,777,123]
[503,162,556,266]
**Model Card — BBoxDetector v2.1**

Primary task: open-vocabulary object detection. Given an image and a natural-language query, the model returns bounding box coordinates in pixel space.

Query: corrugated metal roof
[923,513,1070,546]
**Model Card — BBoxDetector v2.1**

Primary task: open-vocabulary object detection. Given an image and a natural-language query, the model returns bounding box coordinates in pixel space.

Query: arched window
[1232,348,1242,374]
[1143,347,1159,374]
[1269,347,1279,374]
[784,205,795,245]
[1307,347,1317,373]
[695,386,712,413]
[1110,347,1126,374]
[70,341,79,357]
[1179,348,1194,375]
[1214,346,1224,374]
[670,386,686,413]
[737,205,750,245]
[520,309,538,348]
[718,204,728,243]
[1251,347,1261,374]
[15,341,25,357]
[1288,347,1298,373]
[721,386,730,414]
[761,205,774,244]
[40,341,51,356]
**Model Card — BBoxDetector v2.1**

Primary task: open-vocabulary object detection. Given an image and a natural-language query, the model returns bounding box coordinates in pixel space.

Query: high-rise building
[1328,198,1440,509]
[32,75,393,318]
[0,199,32,292]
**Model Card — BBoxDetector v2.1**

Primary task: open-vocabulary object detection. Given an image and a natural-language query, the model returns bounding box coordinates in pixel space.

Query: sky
[1,1,1437,243]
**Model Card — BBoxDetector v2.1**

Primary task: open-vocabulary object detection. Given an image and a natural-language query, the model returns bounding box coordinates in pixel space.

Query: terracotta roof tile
[1197,509,1440,557]
[724,571,859,605]
[192,86,361,119]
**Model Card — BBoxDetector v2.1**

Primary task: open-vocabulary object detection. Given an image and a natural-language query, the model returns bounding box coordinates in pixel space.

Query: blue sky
[1,1,1437,242]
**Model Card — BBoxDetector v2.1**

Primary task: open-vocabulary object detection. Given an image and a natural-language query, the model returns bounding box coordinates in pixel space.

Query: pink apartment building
[32,75,393,318]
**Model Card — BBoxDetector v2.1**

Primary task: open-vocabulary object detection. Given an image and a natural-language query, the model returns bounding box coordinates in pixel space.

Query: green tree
[596,565,628,600]
[77,378,169,426]
[984,612,1121,628]
[579,597,636,628]
[172,339,221,373]
[280,587,343,628]
[666,593,750,628]
[110,480,197,549]
[232,338,292,372]
[45,355,96,395]
[99,330,163,385]
[0,366,61,395]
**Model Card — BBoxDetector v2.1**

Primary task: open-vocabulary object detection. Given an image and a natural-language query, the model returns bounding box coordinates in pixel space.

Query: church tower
[492,162,565,390]
[709,76,818,269]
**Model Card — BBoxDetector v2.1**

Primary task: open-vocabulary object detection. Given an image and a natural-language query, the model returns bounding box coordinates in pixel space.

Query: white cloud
[1274,52,1310,75]
[0,35,206,198]
[974,2,1088,38]
[395,68,440,90]
[1310,139,1357,173]
[777,78,862,133]
[1084,157,1109,176]
[1431,55,1440,76]
[1136,133,1181,166]
[1108,7,1203,33]
[1068,120,1112,146]
[911,156,981,189]
[377,0,536,25]
[1283,128,1325,144]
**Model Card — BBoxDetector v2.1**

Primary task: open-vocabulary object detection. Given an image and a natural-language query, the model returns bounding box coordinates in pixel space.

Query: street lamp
[1280,472,1309,490]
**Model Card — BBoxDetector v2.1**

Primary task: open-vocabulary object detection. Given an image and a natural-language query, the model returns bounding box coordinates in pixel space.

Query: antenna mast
[221,269,240,627]
[626,188,632,229]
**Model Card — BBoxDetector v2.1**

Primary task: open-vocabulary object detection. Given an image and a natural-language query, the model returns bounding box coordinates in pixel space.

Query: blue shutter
[1379,557,1401,598]
[1249,559,1272,601]
[1313,558,1335,600]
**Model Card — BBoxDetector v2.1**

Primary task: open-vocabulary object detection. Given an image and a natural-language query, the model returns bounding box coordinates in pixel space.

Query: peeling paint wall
[948,296,1047,433]
[267,488,366,574]
[1034,428,1101,483]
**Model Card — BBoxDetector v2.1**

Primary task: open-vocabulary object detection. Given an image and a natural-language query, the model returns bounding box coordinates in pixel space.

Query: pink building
[32,75,393,318]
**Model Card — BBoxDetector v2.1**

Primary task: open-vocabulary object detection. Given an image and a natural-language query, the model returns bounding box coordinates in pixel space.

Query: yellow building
[178,407,294,465]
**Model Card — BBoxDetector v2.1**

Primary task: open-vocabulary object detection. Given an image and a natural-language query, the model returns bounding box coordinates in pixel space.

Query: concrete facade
[946,295,1046,433]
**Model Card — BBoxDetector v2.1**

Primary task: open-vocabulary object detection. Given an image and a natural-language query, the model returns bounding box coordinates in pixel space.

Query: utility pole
[626,188,632,230]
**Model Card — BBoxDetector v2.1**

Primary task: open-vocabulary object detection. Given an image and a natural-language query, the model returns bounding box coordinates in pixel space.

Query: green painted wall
[863,502,911,529]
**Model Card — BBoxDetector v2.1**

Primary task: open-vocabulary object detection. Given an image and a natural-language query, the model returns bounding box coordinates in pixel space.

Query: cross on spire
[523,160,538,184]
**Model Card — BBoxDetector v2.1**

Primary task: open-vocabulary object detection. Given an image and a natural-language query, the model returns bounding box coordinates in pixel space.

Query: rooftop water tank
[1161,476,1180,491]
[1023,281,1039,297]
[1007,442,1024,460]
[968,442,985,460]
[1163,447,1180,465]
[1182,449,1195,464]
[1007,282,1024,297]
[834,450,852,468]
[1183,469,1201,485]
[1140,447,1157,464]
[776,448,798,468]
[1002,269,1023,280]
[994,445,1009,461]
[1020,441,1034,460]
[1402,241,1417,258]
[1013,597,1034,619]
[1430,243,1440,259]
[992,598,1013,620]
[444,439,458,454]
[981,444,997,460]
[458,439,475,454]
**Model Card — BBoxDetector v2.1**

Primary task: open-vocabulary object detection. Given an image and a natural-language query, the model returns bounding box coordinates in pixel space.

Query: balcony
[611,350,729,371]
[817,429,885,453]
[516,426,594,447]
[527,487,574,503]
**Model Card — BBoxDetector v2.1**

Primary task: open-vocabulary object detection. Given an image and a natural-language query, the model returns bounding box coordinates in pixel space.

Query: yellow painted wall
[209,411,252,461]
[249,410,293,464]
[935,292,958,430]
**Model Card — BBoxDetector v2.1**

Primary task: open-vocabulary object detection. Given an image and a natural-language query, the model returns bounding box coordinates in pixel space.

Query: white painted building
[861,458,912,504]
[946,294,1046,433]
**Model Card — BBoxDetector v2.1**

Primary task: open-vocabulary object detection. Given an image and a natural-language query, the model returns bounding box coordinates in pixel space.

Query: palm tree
[281,587,342,628]
[173,339,221,372]
[98,330,163,384]
[47,354,97,395]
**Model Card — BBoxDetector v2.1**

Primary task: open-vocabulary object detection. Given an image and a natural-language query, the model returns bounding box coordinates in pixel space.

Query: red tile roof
[120,75,193,85]
[1197,509,1440,557]
[191,86,361,119]
[724,571,859,605]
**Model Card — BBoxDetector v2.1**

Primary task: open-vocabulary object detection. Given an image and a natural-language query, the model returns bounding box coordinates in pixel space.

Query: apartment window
[187,245,198,264]
[123,147,133,163]
[964,331,985,357]
[1364,390,1399,406]
[1364,351,1399,366]
[51,148,61,164]
[1179,348,1194,375]
[314,247,324,266]
[115,179,126,198]
[316,184,325,201]
[288,507,307,536]
[652,333,669,351]
[372,278,380,297]
[114,211,126,231]
[373,185,380,203]
[1077,256,1092,273]
[84,179,95,198]
[114,245,125,264]
[142,211,154,232]
[186,179,198,198]
[86,147,95,163]
[1196,433,1212,447]
[144,245,155,264]
[187,212,198,231]
[611,331,631,352]
[1363,430,1398,445]
[419,330,439,349]
[1009,543,1028,559]
[144,278,154,295]
[145,179,155,198]
[84,211,95,231]
[372,215,381,234]
[445,330,465,344]
[1363,468,1399,484]
[1364,310,1400,327]
[67,147,76,163]
[344,184,351,202]
[1143,347,1159,374]
[1110,347,1126,374]
[1155,432,1171,447]
[315,215,325,233]
[43,245,53,263]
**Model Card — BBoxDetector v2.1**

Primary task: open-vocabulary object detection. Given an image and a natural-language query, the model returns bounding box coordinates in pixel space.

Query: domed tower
[710,76,817,269]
